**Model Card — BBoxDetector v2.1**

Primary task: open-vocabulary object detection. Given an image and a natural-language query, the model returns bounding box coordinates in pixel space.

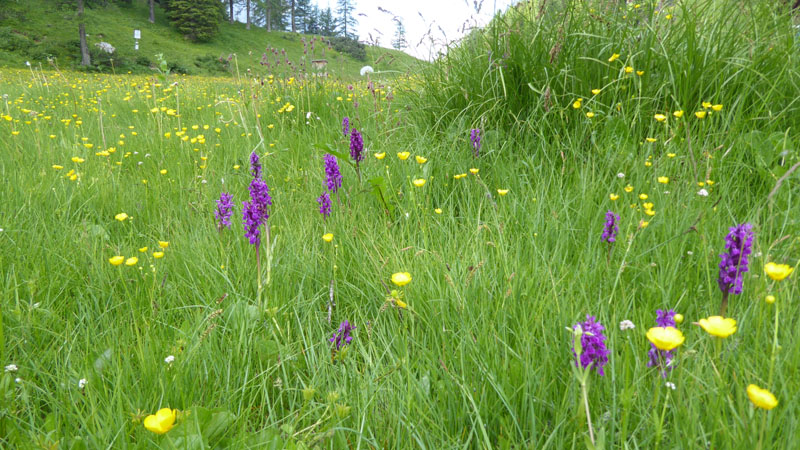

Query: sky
[237,0,518,60]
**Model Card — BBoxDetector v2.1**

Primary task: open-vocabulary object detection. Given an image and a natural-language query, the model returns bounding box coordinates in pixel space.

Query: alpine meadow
[2,0,800,448]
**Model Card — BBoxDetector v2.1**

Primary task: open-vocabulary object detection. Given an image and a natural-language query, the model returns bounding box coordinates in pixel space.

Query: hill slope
[0,0,421,78]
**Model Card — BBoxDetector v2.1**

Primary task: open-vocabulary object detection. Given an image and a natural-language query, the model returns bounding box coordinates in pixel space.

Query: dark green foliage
[335,0,357,39]
[194,54,229,73]
[329,35,365,61]
[317,7,336,36]
[165,0,223,42]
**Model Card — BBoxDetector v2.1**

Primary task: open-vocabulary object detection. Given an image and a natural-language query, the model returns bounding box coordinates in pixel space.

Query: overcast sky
[238,1,518,60]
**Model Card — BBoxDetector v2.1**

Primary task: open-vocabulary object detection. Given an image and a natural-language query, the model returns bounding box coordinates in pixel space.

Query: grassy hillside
[0,0,421,78]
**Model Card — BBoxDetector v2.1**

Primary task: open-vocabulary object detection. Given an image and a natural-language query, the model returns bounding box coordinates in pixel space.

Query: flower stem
[581,379,595,446]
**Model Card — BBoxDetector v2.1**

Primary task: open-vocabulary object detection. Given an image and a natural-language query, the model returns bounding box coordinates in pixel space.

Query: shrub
[329,36,366,61]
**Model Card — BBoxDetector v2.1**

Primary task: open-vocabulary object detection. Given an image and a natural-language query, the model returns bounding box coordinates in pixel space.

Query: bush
[194,54,228,74]
[0,27,33,53]
[329,36,366,61]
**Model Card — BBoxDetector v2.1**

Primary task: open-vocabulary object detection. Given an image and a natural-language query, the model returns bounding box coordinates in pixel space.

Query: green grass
[0,0,420,77]
[1,0,800,448]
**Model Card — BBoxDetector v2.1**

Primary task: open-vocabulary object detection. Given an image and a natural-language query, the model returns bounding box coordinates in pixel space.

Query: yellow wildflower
[646,326,685,351]
[374,152,386,160]
[657,176,669,184]
[654,114,667,122]
[497,189,509,196]
[747,385,778,410]
[115,212,128,222]
[109,256,125,266]
[697,316,737,338]
[764,262,793,281]
[397,151,410,160]
[322,233,333,243]
[608,53,620,62]
[415,156,428,164]
[695,111,707,119]
[609,193,619,201]
[125,257,138,266]
[153,252,164,259]
[143,408,177,434]
[391,272,412,287]
[158,241,169,249]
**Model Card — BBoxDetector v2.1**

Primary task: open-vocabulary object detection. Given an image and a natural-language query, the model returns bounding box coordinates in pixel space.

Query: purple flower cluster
[242,155,272,246]
[572,315,610,375]
[342,117,350,137]
[215,192,233,230]
[330,320,355,350]
[470,128,481,157]
[601,211,620,244]
[323,154,342,193]
[647,309,676,377]
[350,128,364,165]
[317,191,332,219]
[717,223,754,295]
[249,151,262,179]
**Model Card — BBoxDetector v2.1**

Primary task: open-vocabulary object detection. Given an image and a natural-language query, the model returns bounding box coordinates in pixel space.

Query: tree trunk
[290,0,296,32]
[78,0,90,66]
[246,0,251,30]
[229,0,234,24]
[266,2,271,31]
[149,0,154,23]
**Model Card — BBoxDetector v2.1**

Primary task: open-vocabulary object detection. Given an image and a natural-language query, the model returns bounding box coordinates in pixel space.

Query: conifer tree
[165,0,223,42]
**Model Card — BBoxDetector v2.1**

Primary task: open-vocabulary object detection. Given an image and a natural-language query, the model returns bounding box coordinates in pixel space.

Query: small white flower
[133,151,139,155]
[664,191,670,195]
[78,378,87,389]
[617,172,625,178]
[26,61,31,66]
[32,302,41,308]
[697,188,709,197]
[0,227,4,232]
[619,320,635,331]
[201,179,207,184]
[686,251,693,256]
[137,161,143,166]
[145,153,151,158]
[15,377,22,383]
[359,65,374,76]
[164,355,175,364]
[221,178,225,184]
[306,112,312,119]
[5,364,18,372]
[665,381,676,390]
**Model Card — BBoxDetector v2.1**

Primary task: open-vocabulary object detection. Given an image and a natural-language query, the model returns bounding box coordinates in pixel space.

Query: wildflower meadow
[1,0,800,448]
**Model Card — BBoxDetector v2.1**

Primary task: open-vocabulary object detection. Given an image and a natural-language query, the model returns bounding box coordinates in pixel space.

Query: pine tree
[391,18,407,50]
[294,0,312,33]
[303,3,319,34]
[335,0,357,39]
[318,7,336,37]
[165,0,223,42]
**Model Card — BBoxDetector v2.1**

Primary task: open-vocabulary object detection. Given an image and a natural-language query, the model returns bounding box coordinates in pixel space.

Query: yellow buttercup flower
[638,193,648,200]
[115,212,129,221]
[454,173,467,179]
[624,185,633,193]
[158,241,169,249]
[585,112,595,118]
[695,111,707,119]
[609,193,619,201]
[702,101,712,109]
[765,295,776,304]
[469,168,479,175]
[374,152,386,160]
[233,165,240,170]
[624,66,633,74]
[636,70,644,76]
[322,233,333,243]
[109,256,125,266]
[397,151,410,160]
[711,104,723,112]
[673,110,684,118]
[391,272,412,287]
[434,208,442,214]
[125,257,138,266]
[591,89,601,95]
[52,165,64,170]
[153,251,164,259]
[645,137,657,143]
[657,176,669,184]
[646,326,685,351]
[572,99,583,109]
[667,153,676,158]
[654,114,667,122]
[71,156,85,163]
[697,316,737,338]
[608,53,620,62]
[139,247,148,253]
[674,314,684,324]
[412,178,426,187]
[415,155,427,164]
[497,189,509,196]
[160,169,167,175]
[764,262,793,281]
[143,408,177,434]
[395,299,408,309]
[747,385,778,410]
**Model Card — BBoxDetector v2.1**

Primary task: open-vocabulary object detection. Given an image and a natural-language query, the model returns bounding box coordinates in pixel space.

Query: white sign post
[134,29,141,50]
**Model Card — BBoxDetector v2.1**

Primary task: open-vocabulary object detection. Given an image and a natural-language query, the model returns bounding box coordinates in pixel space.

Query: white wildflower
[78,378,87,389]
[617,172,625,178]
[697,188,709,197]
[665,382,676,390]
[95,42,116,54]
[5,364,18,372]
[619,320,635,331]
[359,65,374,76]
[164,355,175,364]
